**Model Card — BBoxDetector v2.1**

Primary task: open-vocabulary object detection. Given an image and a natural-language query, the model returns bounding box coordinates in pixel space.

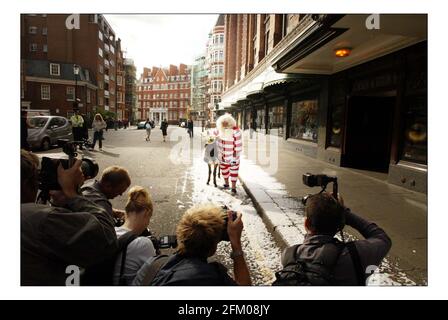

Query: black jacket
[282,210,392,285]
[134,254,237,286]
[21,196,118,285]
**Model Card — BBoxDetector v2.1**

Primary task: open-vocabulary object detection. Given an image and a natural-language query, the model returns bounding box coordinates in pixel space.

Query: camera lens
[80,158,99,179]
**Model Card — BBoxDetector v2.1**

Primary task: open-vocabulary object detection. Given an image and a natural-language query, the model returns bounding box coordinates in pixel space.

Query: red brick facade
[138,64,191,125]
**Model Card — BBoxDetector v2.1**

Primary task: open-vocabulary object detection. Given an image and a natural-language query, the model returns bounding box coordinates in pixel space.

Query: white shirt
[113,226,157,285]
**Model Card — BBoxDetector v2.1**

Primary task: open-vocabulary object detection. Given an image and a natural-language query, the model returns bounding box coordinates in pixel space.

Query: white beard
[220,128,233,141]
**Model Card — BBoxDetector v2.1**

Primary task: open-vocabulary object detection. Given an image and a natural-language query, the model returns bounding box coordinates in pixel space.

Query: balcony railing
[104,90,110,97]
[104,59,110,68]
[104,44,110,52]
[104,74,109,82]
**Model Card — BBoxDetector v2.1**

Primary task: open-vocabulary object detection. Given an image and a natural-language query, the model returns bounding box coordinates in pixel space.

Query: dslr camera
[221,205,238,241]
[302,173,338,205]
[140,229,177,253]
[37,139,99,203]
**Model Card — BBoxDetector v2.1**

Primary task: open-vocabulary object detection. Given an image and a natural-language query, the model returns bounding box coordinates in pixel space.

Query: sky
[104,14,219,77]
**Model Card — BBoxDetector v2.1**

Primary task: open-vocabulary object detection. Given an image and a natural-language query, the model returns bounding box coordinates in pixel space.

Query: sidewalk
[238,132,427,285]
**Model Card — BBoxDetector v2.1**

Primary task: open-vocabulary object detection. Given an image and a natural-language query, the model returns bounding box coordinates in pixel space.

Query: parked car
[179,118,187,127]
[137,121,146,129]
[27,116,73,150]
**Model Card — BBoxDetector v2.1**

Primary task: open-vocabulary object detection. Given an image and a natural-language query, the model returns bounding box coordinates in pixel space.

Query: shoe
[99,148,103,152]
[231,188,237,194]
[223,184,229,189]
[89,148,94,151]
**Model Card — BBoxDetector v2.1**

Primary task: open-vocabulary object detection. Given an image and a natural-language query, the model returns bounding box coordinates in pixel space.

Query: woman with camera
[113,186,157,285]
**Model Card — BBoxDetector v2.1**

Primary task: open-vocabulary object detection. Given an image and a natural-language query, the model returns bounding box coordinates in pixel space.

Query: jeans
[92,130,103,149]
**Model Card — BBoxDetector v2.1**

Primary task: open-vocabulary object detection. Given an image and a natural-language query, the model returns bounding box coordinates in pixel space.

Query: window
[117,76,122,86]
[43,44,48,52]
[49,63,60,76]
[99,64,103,74]
[219,50,224,61]
[328,103,343,148]
[41,85,50,100]
[219,34,224,44]
[66,87,75,101]
[42,27,47,35]
[29,43,37,52]
[87,89,91,103]
[99,48,103,57]
[98,31,103,41]
[29,26,37,34]
[401,96,427,164]
[290,100,318,142]
[264,15,270,56]
[268,106,284,136]
[85,70,90,81]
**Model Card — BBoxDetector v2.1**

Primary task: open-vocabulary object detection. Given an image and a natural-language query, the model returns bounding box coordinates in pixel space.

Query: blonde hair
[100,166,131,186]
[94,113,104,122]
[216,113,236,131]
[125,186,153,217]
[176,204,226,257]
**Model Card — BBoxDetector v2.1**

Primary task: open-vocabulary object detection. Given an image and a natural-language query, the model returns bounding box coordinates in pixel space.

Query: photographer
[133,204,251,286]
[113,186,157,285]
[80,166,131,223]
[275,192,392,286]
[20,150,118,285]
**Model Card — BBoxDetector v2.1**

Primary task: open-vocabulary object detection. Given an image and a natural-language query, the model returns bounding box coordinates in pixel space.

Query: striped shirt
[214,126,242,163]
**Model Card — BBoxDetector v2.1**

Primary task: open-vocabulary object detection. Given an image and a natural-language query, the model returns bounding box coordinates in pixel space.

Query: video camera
[37,139,99,203]
[302,173,338,205]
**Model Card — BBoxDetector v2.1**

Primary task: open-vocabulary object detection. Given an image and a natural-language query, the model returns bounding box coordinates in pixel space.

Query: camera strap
[346,241,365,286]
[118,232,138,286]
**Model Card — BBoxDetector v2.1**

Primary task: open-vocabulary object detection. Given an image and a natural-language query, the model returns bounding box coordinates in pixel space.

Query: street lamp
[73,64,80,109]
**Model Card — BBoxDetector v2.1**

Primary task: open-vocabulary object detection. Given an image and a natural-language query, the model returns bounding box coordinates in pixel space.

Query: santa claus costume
[214,113,243,194]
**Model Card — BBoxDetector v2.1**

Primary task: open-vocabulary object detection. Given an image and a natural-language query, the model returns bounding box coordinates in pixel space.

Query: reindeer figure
[203,135,220,187]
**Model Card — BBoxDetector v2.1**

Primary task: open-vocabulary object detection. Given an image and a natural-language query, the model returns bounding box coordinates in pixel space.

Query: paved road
[36,126,283,285]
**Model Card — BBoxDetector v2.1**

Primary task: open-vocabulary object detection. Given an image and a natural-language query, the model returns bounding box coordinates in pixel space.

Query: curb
[239,175,306,251]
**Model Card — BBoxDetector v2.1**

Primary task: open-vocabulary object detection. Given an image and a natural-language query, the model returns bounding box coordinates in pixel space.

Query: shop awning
[262,66,305,89]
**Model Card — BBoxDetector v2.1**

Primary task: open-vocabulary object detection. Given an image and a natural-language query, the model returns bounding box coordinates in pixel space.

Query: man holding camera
[275,192,392,286]
[133,204,252,286]
[80,166,131,223]
[20,150,118,285]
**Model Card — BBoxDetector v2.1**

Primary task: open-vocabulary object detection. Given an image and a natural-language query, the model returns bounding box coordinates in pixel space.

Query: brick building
[206,15,225,122]
[138,64,191,125]
[221,14,427,193]
[124,58,138,123]
[21,14,126,120]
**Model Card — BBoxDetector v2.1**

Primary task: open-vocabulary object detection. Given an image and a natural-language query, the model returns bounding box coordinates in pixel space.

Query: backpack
[80,231,138,286]
[272,241,365,286]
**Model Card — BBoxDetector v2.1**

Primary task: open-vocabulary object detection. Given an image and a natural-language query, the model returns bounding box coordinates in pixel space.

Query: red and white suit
[214,126,243,183]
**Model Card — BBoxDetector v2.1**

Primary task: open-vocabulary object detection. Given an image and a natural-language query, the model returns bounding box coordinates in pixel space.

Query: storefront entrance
[343,95,395,173]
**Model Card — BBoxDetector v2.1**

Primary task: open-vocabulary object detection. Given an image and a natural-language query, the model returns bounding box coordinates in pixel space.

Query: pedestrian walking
[214,113,242,194]
[90,113,107,151]
[144,118,152,142]
[187,117,194,138]
[70,109,85,149]
[160,119,168,142]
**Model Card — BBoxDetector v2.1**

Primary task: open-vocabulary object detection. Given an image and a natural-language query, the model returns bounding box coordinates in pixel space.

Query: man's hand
[227,211,243,250]
[331,193,345,207]
[57,159,84,199]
